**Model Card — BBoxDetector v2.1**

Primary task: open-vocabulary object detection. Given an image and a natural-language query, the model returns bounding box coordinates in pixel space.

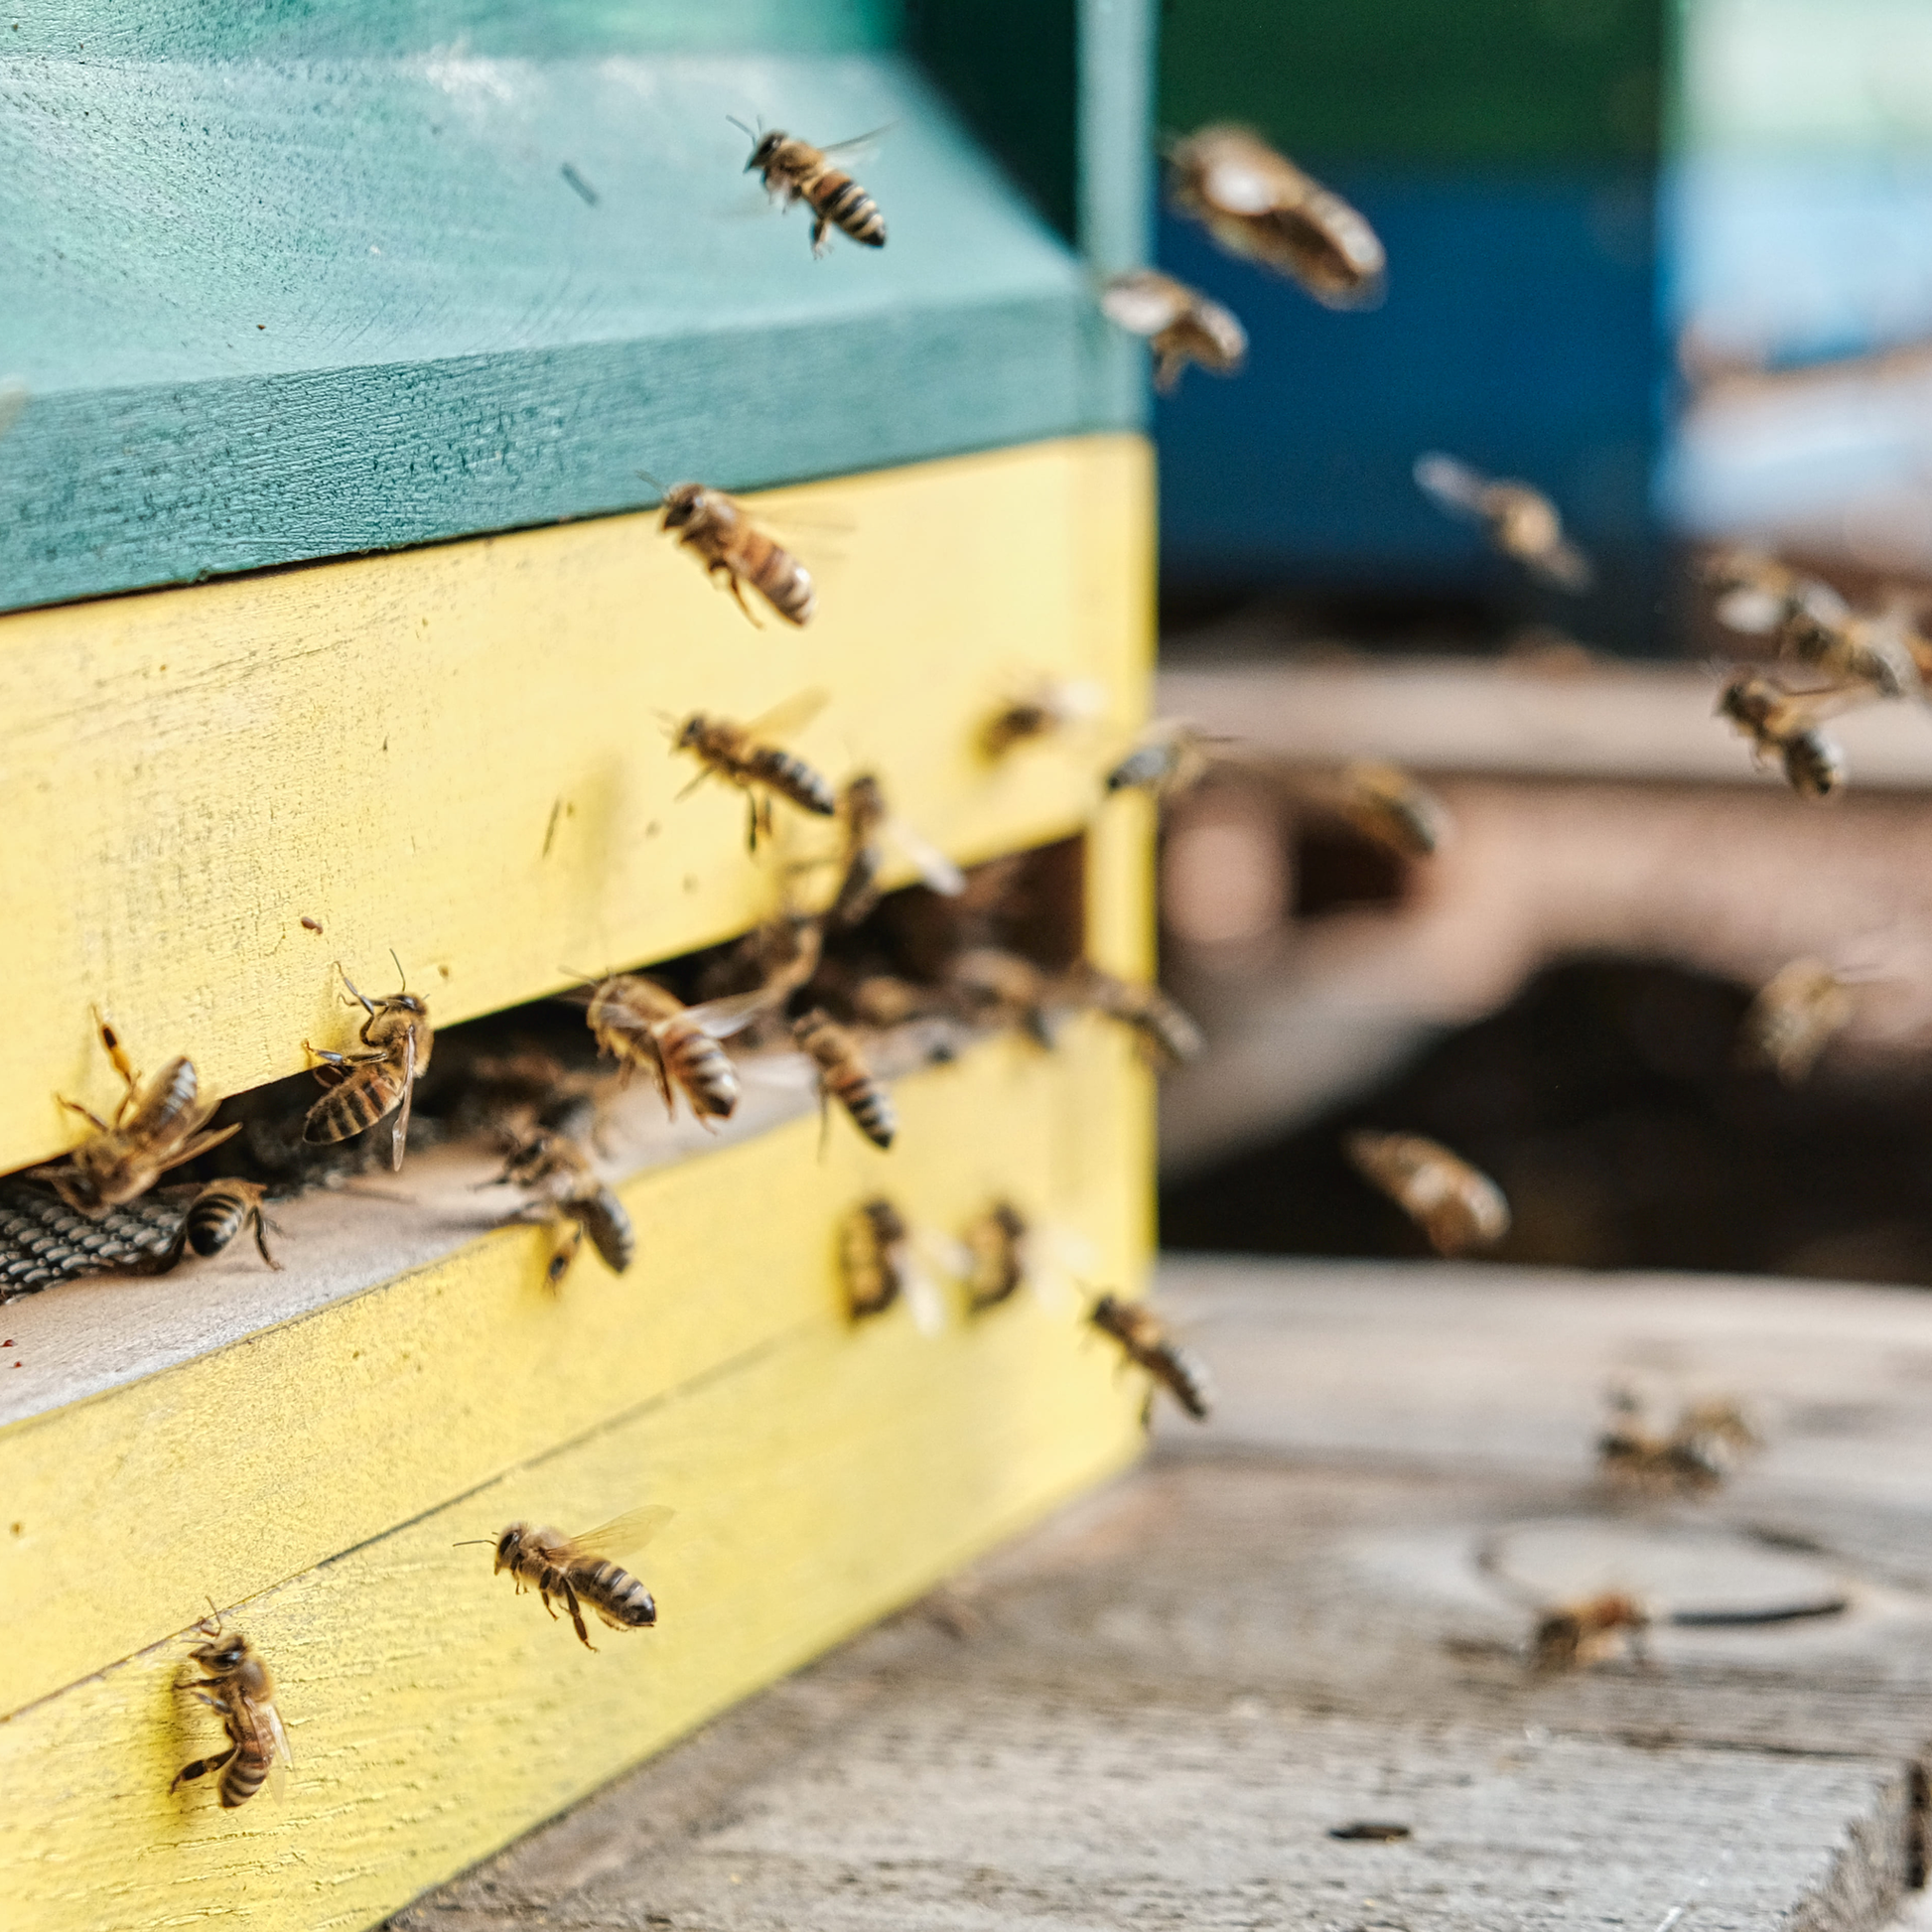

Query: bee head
[493,1525,524,1573]
[747,129,784,172]
[385,993,429,1018]
[659,483,703,531]
[675,714,705,750]
[192,1634,249,1673]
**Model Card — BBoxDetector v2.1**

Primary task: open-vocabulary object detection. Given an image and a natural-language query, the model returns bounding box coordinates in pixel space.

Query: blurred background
[1146,0,1932,1282]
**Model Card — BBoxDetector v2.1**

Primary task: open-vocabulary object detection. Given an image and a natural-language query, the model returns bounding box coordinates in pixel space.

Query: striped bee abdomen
[794,1012,896,1150]
[574,1187,635,1274]
[218,1727,274,1807]
[1152,1343,1214,1421]
[657,1023,741,1120]
[749,748,837,816]
[744,532,816,625]
[579,1559,657,1628]
[810,171,886,249]
[304,1068,401,1143]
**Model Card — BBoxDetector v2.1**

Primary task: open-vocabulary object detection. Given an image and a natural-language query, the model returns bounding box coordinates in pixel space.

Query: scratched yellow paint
[0,432,1153,1177]
[0,1279,1148,1932]
[0,1020,1150,1722]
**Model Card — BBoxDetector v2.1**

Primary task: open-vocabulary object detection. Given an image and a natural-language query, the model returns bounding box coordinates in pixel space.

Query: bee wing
[1030,1224,1094,1313]
[1715,585,1785,635]
[0,379,26,442]
[903,1259,948,1337]
[575,1503,676,1560]
[819,122,896,166]
[747,686,830,744]
[1100,273,1186,337]
[683,987,780,1040]
[884,818,966,897]
[1529,538,1595,595]
[1414,452,1489,519]
[388,1025,418,1173]
[1198,148,1284,216]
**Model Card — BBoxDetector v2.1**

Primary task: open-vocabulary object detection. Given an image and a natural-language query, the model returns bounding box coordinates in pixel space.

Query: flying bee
[1343,1130,1510,1257]
[838,1197,946,1331]
[172,1617,293,1808]
[1598,1388,1761,1497]
[467,1507,674,1650]
[27,1012,240,1214]
[962,1199,1028,1312]
[1077,967,1204,1067]
[980,677,1106,759]
[1104,720,1218,799]
[828,772,966,928]
[1088,1292,1214,1421]
[1707,551,1923,698]
[654,482,816,627]
[1331,760,1452,859]
[584,974,771,1125]
[481,1130,634,1288]
[1414,453,1593,593]
[794,1009,896,1149]
[738,119,889,255]
[1716,674,1861,799]
[1737,956,1856,1084]
[1166,124,1385,308]
[302,961,432,1172]
[947,948,1067,1048]
[1099,269,1248,394]
[1530,1591,1650,1673]
[670,688,837,853]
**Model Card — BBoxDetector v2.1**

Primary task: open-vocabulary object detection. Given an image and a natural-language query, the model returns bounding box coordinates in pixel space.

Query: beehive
[0,5,1159,1925]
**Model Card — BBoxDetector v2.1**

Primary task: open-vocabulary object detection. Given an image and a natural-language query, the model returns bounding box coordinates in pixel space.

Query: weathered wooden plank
[0,1262,1146,1932]
[0,433,1152,1179]
[0,15,1152,610]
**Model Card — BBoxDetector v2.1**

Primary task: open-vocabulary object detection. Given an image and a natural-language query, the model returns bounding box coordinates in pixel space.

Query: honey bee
[655,482,816,627]
[671,689,838,853]
[1099,269,1248,394]
[1088,1292,1214,1421]
[584,974,770,1125]
[1716,674,1857,799]
[947,948,1066,1048]
[1078,967,1204,1067]
[172,1616,293,1808]
[1598,1388,1760,1497]
[469,1507,674,1650]
[1332,760,1452,859]
[980,678,1105,759]
[482,1130,634,1288]
[828,773,966,929]
[1343,1130,1509,1256]
[794,1009,896,1149]
[1166,124,1385,308]
[962,1199,1028,1312]
[1104,721,1217,799]
[1414,453,1593,593]
[162,1179,283,1272]
[738,120,889,255]
[302,962,433,1172]
[1708,551,1923,698]
[841,1195,909,1317]
[1737,956,1856,1083]
[27,1012,239,1214]
[1530,1591,1650,1673]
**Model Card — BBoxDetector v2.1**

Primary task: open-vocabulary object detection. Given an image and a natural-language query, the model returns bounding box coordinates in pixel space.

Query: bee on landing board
[302,960,433,1172]
[1716,674,1855,800]
[1166,124,1385,309]
[481,1129,635,1288]
[654,482,816,627]
[1414,453,1594,593]
[1099,270,1248,394]
[1088,1293,1213,1422]
[670,689,838,853]
[1530,1591,1650,1673]
[828,773,966,930]
[466,1507,673,1650]
[584,974,771,1126]
[27,1012,240,1214]
[737,119,889,256]
[172,1617,293,1808]
[1343,1130,1510,1257]
[794,1009,897,1150]
[164,1179,284,1273]
[1737,956,1857,1084]
[1598,1388,1760,1498]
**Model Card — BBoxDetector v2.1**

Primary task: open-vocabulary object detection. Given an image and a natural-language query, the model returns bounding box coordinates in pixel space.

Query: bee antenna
[390,947,407,993]
[727,114,757,139]
[451,1538,496,1548]
[635,467,669,495]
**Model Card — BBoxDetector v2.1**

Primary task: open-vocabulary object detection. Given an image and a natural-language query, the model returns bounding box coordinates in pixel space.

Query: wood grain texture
[0,1262,1147,1932]
[0,433,1153,1179]
[0,22,1151,609]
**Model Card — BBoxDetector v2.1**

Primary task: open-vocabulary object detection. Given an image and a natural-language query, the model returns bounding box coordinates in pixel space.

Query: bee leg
[562,1580,596,1651]
[810,211,832,257]
[745,795,761,856]
[250,1208,284,1272]
[172,1745,236,1792]
[817,1086,832,1163]
[547,1212,584,1291]
[713,567,761,630]
[55,1095,112,1133]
